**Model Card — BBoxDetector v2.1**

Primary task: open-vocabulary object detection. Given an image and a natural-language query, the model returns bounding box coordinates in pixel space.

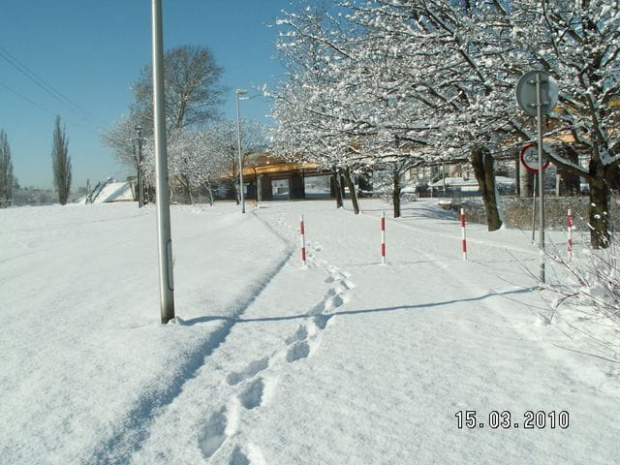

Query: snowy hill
[0,200,617,464]
[94,181,134,203]
[78,180,135,204]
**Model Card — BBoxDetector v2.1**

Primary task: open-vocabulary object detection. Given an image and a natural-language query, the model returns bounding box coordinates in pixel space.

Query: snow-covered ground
[1,199,618,464]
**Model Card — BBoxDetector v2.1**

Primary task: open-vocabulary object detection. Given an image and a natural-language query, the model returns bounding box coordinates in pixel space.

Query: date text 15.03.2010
[455,410,569,429]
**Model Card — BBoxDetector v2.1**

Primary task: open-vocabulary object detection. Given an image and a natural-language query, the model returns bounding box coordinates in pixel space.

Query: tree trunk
[589,159,610,249]
[519,160,534,198]
[204,181,214,206]
[605,163,620,192]
[471,146,502,231]
[515,156,521,198]
[232,162,240,205]
[343,167,360,214]
[392,167,401,218]
[358,171,373,197]
[177,175,193,204]
[185,182,193,205]
[332,170,343,209]
[556,146,580,196]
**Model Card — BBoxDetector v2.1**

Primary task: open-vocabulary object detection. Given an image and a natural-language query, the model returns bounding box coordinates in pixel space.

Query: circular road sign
[516,71,558,116]
[520,143,550,172]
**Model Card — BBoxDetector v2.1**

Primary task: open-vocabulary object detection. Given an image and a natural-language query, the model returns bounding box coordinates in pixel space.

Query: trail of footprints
[274,212,324,268]
[198,212,355,464]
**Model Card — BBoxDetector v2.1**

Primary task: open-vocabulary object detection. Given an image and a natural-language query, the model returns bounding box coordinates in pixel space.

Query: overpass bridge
[242,153,335,200]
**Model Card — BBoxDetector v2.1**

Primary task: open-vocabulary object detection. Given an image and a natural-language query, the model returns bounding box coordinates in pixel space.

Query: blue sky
[0,1,288,189]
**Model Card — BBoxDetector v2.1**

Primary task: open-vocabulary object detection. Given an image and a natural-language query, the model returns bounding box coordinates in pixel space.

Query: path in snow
[125,206,359,464]
[2,200,617,464]
[238,202,618,465]
[116,201,617,464]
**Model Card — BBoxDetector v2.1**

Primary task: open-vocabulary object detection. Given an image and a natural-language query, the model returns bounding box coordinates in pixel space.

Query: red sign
[520,143,550,172]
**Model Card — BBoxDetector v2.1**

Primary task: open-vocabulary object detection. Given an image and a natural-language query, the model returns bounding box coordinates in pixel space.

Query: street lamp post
[134,126,146,208]
[236,89,247,214]
[152,0,175,323]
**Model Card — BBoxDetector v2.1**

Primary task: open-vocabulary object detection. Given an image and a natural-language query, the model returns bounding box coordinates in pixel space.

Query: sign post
[520,143,550,244]
[516,71,558,284]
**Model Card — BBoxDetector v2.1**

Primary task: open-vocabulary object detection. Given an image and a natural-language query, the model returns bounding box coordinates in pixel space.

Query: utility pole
[236,89,247,214]
[134,126,146,208]
[152,0,175,323]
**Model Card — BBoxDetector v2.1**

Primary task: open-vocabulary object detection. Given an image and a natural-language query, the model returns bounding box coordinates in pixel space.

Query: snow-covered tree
[51,116,72,206]
[0,129,14,207]
[139,120,268,205]
[131,45,225,132]
[508,0,620,248]
[101,115,142,173]
[274,0,620,239]
[104,45,228,205]
[273,1,523,219]
[271,2,378,213]
[202,119,269,204]
[344,0,535,228]
[370,0,620,242]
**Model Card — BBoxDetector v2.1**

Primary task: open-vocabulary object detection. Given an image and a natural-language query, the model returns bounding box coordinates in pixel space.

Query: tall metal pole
[536,73,546,284]
[152,0,175,323]
[531,174,537,244]
[135,126,145,208]
[236,89,247,214]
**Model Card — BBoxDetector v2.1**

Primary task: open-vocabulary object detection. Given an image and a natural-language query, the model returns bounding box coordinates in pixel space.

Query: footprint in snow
[230,446,250,465]
[286,340,311,362]
[239,378,265,410]
[308,241,323,252]
[316,259,329,268]
[198,407,229,459]
[310,289,347,316]
[324,293,345,311]
[334,280,355,293]
[309,299,326,316]
[313,314,332,330]
[325,268,350,283]
[227,356,269,386]
[285,325,308,345]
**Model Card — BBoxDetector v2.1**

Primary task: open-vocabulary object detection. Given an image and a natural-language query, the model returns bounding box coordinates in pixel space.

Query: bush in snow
[546,246,619,321]
[445,193,620,233]
[540,243,620,366]
[503,196,616,232]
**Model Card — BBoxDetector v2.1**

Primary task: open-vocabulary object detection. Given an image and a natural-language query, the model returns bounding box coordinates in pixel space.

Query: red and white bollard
[300,214,307,268]
[381,211,386,265]
[460,207,468,261]
[567,208,573,263]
